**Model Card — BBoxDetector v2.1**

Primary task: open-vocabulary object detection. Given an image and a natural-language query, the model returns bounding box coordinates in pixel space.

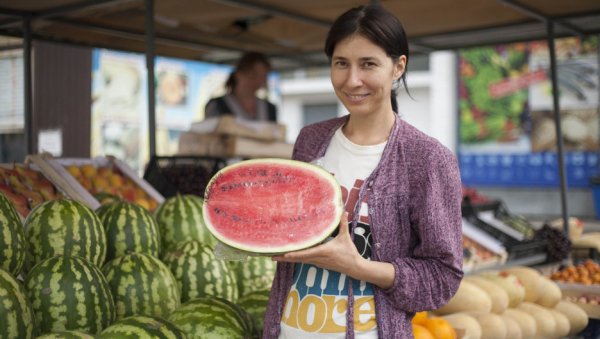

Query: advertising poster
[91,49,258,174]
[458,37,599,187]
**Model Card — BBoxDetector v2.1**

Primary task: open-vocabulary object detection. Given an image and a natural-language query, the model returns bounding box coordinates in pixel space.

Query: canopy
[0,0,599,69]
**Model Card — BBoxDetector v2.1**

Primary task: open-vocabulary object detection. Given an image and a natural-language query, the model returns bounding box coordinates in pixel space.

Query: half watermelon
[203,158,343,254]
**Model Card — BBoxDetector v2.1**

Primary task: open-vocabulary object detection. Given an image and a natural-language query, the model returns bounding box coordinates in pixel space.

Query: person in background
[262,4,463,339]
[205,51,277,122]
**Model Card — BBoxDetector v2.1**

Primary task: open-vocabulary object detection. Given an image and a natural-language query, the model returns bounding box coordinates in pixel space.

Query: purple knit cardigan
[262,115,464,339]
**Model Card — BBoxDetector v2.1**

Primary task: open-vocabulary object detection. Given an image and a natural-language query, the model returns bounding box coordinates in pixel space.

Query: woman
[263,5,463,339]
[205,51,277,122]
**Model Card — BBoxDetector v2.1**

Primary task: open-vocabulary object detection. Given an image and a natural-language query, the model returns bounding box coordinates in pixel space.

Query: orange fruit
[423,317,457,339]
[413,324,435,339]
[412,311,428,325]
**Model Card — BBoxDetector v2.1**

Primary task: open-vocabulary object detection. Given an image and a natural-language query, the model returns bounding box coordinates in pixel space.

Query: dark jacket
[262,115,464,338]
[205,95,277,122]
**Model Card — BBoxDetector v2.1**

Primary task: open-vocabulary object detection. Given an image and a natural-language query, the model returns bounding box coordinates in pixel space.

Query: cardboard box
[178,132,294,159]
[557,282,600,319]
[190,115,287,141]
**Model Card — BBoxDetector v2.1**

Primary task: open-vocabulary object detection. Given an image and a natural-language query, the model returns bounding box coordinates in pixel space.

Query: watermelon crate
[36,154,164,211]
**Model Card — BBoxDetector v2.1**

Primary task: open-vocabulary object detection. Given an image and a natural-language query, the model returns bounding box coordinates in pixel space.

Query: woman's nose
[346,67,362,87]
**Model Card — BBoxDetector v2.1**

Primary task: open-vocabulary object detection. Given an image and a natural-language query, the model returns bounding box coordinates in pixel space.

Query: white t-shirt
[279,127,386,338]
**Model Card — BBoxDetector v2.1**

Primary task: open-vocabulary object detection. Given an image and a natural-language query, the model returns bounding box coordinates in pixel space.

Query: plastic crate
[464,214,521,248]
[143,156,228,198]
[505,239,547,261]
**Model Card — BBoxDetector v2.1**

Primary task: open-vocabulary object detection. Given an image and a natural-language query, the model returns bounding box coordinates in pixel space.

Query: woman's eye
[334,61,347,67]
[362,62,376,68]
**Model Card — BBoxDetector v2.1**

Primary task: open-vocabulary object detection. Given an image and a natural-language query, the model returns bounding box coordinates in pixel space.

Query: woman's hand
[272,213,396,289]
[272,212,361,274]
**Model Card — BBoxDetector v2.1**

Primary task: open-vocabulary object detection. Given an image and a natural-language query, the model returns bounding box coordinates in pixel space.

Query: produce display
[65,163,159,211]
[0,154,596,338]
[430,265,591,339]
[550,259,600,285]
[203,158,344,254]
[0,164,63,217]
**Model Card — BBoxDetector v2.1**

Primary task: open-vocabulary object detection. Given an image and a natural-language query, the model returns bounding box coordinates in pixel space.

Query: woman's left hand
[272,212,362,277]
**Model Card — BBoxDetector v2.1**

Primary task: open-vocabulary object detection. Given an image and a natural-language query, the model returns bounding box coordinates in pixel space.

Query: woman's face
[330,34,406,117]
[236,62,269,93]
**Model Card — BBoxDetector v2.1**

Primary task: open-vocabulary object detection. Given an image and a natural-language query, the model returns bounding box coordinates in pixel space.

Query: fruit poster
[458,36,599,187]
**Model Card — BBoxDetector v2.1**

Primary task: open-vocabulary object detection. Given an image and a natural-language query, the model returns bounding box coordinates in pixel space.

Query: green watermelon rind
[0,268,36,339]
[23,255,116,335]
[98,315,187,339]
[202,158,344,254]
[161,240,238,303]
[0,192,27,276]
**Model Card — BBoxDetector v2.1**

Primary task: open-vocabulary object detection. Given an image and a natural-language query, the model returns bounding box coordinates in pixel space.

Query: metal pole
[145,0,156,158]
[547,21,570,236]
[23,15,33,155]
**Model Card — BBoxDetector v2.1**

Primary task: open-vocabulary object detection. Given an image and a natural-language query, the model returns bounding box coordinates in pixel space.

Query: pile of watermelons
[0,192,275,338]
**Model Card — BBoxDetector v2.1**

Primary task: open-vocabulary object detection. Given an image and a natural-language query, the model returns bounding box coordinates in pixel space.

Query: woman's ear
[394,55,407,80]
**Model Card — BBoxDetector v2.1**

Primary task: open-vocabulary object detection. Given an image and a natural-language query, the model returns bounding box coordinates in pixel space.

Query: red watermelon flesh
[203,159,343,254]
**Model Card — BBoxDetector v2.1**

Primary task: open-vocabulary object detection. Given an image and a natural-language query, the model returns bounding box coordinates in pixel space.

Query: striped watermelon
[162,240,238,303]
[236,289,270,335]
[0,268,36,339]
[168,296,255,339]
[36,330,96,339]
[96,201,161,262]
[154,194,215,251]
[0,192,26,277]
[23,255,115,335]
[23,199,107,270]
[102,252,180,320]
[230,256,276,298]
[98,315,187,339]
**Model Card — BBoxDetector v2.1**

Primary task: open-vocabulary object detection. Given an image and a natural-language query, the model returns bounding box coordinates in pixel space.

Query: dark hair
[225,51,272,92]
[324,5,409,113]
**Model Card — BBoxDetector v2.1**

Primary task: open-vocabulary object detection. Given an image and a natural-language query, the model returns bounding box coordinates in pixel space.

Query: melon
[440,313,481,339]
[98,315,187,338]
[516,302,556,339]
[471,313,507,339]
[534,276,561,308]
[499,315,522,339]
[479,271,525,307]
[501,308,537,339]
[36,331,95,339]
[501,266,542,302]
[0,268,36,339]
[553,300,588,336]
[432,280,492,315]
[465,275,509,314]
[0,191,26,277]
[548,309,570,339]
[202,158,343,254]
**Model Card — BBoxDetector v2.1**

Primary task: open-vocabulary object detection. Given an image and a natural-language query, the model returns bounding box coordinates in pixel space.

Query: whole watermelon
[97,201,161,262]
[102,252,180,320]
[162,240,238,303]
[230,256,276,298]
[24,255,115,335]
[0,267,36,338]
[154,194,215,251]
[24,199,107,270]
[0,191,27,276]
[168,296,256,339]
[236,289,271,335]
[36,330,96,339]
[98,315,187,338]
